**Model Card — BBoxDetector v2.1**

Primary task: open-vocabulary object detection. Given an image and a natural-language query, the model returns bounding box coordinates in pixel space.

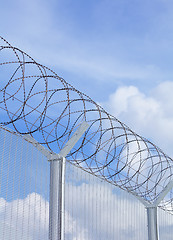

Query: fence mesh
[0,127,173,239]
[158,208,173,240]
[65,161,148,240]
[0,127,49,240]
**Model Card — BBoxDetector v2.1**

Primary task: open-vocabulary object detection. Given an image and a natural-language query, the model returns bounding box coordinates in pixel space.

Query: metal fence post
[49,155,64,240]
[146,180,173,240]
[147,207,158,240]
[49,122,89,240]
[132,181,173,240]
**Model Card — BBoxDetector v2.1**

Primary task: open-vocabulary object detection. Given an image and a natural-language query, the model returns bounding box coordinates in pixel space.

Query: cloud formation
[1,170,173,240]
[0,193,49,240]
[0,188,147,240]
[102,81,173,157]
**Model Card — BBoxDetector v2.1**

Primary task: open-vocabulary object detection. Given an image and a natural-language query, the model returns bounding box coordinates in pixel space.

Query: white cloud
[0,192,87,240]
[0,193,49,240]
[0,186,147,240]
[65,179,147,240]
[0,182,172,239]
[102,81,173,157]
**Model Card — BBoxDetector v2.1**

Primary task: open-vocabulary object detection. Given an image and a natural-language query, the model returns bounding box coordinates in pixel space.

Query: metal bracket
[153,180,173,207]
[145,180,173,240]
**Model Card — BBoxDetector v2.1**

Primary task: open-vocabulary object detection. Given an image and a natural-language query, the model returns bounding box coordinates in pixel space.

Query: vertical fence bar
[146,181,173,240]
[147,207,158,240]
[61,157,66,240]
[49,156,66,240]
[49,156,63,240]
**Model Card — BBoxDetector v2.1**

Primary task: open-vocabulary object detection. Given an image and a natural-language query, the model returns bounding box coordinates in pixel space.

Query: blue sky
[1,0,173,154]
[1,0,173,96]
[2,2,173,237]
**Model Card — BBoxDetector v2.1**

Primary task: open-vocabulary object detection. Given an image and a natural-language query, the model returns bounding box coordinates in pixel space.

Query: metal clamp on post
[48,154,63,162]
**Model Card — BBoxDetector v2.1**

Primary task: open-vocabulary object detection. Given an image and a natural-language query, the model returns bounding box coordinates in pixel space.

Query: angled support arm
[145,180,173,240]
[131,180,173,240]
[153,180,173,207]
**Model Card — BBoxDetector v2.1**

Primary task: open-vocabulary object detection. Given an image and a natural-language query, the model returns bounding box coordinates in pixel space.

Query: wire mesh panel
[2,125,173,240]
[0,127,49,240]
[158,208,173,240]
[65,161,148,240]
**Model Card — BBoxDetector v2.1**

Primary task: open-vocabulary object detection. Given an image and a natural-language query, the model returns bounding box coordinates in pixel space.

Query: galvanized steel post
[49,122,89,240]
[147,207,158,240]
[49,155,64,240]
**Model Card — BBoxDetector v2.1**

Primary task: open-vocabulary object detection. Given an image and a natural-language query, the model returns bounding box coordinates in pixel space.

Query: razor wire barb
[1,36,173,212]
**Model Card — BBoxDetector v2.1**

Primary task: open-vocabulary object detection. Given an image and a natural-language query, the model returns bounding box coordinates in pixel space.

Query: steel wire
[1,36,173,210]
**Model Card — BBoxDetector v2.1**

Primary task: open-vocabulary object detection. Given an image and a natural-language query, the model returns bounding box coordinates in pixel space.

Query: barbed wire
[1,35,173,211]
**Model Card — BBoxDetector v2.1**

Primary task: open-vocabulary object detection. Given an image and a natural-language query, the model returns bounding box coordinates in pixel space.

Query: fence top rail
[1,36,173,211]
